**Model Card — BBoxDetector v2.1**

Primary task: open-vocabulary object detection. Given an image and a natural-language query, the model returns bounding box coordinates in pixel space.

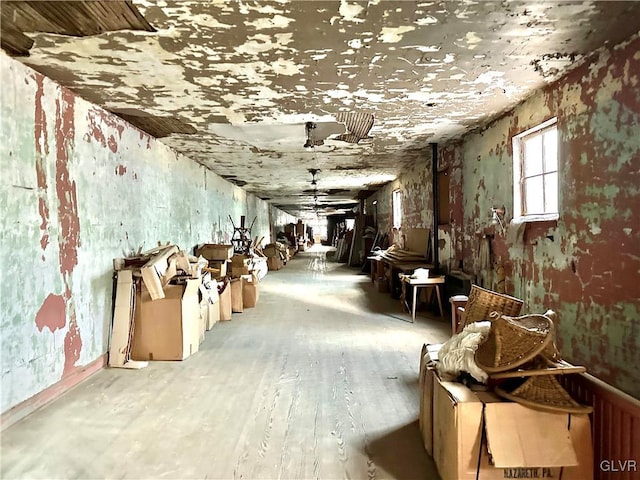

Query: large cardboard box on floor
[218,281,232,321]
[199,280,220,330]
[131,279,201,361]
[231,264,250,278]
[263,244,278,257]
[230,277,244,313]
[419,343,441,456]
[267,255,283,271]
[241,273,259,308]
[195,243,234,261]
[431,372,593,480]
[206,289,220,329]
[230,254,251,278]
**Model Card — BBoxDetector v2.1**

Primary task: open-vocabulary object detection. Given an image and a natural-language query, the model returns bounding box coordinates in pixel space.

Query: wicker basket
[475,313,552,373]
[495,374,593,414]
[489,357,586,379]
[461,285,524,331]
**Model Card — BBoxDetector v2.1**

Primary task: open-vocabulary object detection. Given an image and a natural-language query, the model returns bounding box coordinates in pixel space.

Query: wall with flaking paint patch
[0,53,293,413]
[455,34,640,398]
[366,144,464,271]
[270,205,297,241]
[366,34,639,397]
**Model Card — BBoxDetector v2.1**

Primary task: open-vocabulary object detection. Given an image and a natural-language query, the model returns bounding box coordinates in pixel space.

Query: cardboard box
[198,302,206,344]
[420,343,444,455]
[263,244,278,257]
[195,244,233,261]
[242,273,259,308]
[231,254,250,266]
[208,260,228,278]
[218,281,232,321]
[140,245,179,300]
[267,256,283,271]
[419,343,440,456]
[131,279,200,361]
[199,282,220,330]
[230,277,243,313]
[431,373,593,480]
[231,264,250,278]
[421,366,436,456]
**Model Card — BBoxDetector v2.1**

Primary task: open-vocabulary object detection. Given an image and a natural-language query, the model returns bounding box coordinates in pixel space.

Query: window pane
[543,129,558,172]
[544,172,558,213]
[393,190,402,228]
[524,134,543,177]
[524,176,544,214]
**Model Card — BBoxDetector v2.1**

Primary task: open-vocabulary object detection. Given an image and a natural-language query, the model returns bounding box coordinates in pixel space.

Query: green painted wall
[0,53,293,413]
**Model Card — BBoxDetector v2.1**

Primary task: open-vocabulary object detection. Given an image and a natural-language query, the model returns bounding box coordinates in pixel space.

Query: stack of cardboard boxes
[110,245,219,365]
[195,243,234,280]
[263,242,292,271]
[110,243,263,368]
[195,244,262,318]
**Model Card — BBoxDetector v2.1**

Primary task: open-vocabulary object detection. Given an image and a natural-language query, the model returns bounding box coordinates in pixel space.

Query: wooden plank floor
[1,247,449,479]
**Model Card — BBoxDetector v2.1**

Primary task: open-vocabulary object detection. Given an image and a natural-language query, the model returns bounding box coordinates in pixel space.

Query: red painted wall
[456,33,640,398]
[367,33,639,398]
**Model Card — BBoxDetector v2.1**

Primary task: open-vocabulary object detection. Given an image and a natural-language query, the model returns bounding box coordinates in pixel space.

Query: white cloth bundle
[437,321,491,383]
[410,268,430,280]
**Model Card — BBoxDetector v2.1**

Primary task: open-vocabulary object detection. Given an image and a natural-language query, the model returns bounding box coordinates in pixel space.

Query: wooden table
[399,274,445,322]
[386,261,433,298]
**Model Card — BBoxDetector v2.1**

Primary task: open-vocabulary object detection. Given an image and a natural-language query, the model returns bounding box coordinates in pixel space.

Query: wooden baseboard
[1,354,107,431]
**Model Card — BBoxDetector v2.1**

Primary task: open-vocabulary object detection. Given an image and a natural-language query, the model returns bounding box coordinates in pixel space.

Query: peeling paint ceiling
[4,1,640,219]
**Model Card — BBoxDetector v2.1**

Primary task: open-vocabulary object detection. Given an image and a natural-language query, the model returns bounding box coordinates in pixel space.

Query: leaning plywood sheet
[404,228,431,256]
[140,245,179,300]
[108,270,147,369]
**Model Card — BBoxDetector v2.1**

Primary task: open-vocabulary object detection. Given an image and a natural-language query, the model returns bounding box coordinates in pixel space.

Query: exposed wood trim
[0,354,107,431]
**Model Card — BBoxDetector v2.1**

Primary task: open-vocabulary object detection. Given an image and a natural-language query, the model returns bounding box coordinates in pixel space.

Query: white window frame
[392,189,402,229]
[512,117,559,223]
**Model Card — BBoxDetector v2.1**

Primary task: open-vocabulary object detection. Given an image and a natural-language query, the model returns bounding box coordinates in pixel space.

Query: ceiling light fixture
[308,168,322,217]
[304,121,317,149]
[308,168,320,183]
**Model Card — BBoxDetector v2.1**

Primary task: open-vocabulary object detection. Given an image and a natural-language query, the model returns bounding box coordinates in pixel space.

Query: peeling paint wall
[0,53,290,413]
[455,34,640,398]
[367,143,464,270]
[371,158,431,235]
[270,205,297,237]
[366,33,640,397]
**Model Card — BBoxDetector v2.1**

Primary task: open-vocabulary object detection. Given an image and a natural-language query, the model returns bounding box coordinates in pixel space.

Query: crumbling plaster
[371,32,640,397]
[11,1,640,219]
[367,141,464,272]
[0,53,294,413]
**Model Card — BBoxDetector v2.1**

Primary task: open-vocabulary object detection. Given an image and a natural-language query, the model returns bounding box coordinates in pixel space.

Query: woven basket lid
[475,313,553,373]
[495,375,593,414]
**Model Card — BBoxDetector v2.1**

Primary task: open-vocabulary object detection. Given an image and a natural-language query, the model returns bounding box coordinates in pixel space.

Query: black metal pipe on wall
[431,143,439,273]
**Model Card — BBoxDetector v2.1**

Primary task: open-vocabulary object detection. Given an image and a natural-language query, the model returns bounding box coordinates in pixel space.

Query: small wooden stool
[400,275,445,322]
